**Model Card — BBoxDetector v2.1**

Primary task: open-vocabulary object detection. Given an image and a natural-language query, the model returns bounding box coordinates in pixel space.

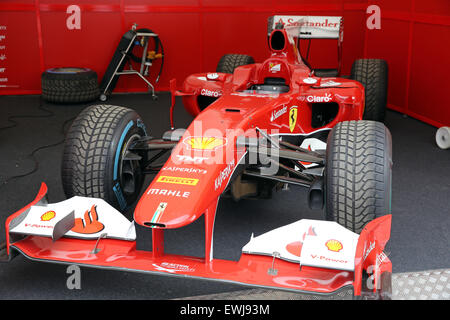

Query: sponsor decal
[24,223,53,229]
[71,205,105,234]
[376,252,388,266]
[152,262,195,273]
[269,62,281,73]
[175,154,208,164]
[206,72,219,80]
[285,226,316,257]
[303,77,317,84]
[320,80,341,87]
[270,105,287,122]
[310,254,348,264]
[41,211,56,222]
[184,136,227,151]
[214,159,235,190]
[276,17,339,29]
[289,106,298,132]
[325,239,343,252]
[150,202,168,225]
[200,88,221,97]
[162,166,207,175]
[363,241,376,261]
[307,93,332,103]
[157,175,199,186]
[162,262,195,272]
[231,92,280,98]
[147,188,190,198]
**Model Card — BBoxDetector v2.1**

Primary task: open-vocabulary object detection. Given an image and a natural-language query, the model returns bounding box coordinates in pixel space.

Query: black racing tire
[325,120,392,233]
[42,67,100,104]
[61,104,148,212]
[350,59,388,122]
[216,54,255,74]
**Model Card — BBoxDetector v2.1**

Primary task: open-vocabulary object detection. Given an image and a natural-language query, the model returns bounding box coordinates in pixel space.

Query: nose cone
[133,144,240,229]
[134,167,207,229]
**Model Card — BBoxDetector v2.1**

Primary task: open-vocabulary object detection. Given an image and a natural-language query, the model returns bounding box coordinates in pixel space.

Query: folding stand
[99,25,161,101]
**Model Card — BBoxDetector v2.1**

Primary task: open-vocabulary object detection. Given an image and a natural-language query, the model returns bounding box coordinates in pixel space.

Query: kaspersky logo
[183,136,227,151]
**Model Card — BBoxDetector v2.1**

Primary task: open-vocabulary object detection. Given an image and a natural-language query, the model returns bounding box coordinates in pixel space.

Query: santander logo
[278,18,339,29]
[270,105,287,122]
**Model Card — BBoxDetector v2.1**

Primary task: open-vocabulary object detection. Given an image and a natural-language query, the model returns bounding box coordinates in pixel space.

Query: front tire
[325,120,392,233]
[61,104,147,211]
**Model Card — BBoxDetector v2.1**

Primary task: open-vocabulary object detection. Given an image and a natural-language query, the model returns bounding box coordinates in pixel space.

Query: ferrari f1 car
[1,16,392,299]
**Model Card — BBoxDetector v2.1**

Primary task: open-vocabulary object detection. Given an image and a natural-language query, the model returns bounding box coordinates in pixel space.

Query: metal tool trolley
[99,24,164,101]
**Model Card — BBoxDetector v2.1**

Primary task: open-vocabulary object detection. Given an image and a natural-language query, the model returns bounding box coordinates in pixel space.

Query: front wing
[1,183,392,299]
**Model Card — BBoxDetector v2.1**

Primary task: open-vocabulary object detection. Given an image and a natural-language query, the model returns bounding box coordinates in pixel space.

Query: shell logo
[184,137,226,151]
[41,211,56,221]
[325,239,343,252]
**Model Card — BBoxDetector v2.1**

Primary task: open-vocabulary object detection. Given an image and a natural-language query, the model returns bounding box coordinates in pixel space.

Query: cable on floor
[0,98,76,189]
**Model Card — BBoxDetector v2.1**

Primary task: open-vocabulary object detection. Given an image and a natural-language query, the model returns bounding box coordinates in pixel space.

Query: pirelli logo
[156,176,199,186]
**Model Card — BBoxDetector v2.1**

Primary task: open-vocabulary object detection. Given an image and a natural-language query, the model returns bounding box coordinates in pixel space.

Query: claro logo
[200,89,221,97]
[306,93,332,103]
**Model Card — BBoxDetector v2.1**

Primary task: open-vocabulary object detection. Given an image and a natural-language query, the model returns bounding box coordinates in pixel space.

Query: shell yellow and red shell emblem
[40,210,56,221]
[184,137,227,151]
[325,239,343,252]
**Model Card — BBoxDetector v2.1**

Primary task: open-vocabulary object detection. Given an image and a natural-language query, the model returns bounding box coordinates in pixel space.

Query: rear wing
[267,15,343,41]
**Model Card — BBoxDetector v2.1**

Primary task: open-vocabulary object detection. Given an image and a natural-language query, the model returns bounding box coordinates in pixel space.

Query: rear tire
[42,67,100,103]
[216,54,254,74]
[350,59,388,122]
[61,104,147,212]
[325,120,392,233]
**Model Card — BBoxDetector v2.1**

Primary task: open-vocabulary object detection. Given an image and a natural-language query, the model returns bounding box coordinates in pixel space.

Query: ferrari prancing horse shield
[289,106,298,132]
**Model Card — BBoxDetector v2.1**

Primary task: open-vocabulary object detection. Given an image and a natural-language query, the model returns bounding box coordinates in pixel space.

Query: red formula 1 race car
[1,16,392,299]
